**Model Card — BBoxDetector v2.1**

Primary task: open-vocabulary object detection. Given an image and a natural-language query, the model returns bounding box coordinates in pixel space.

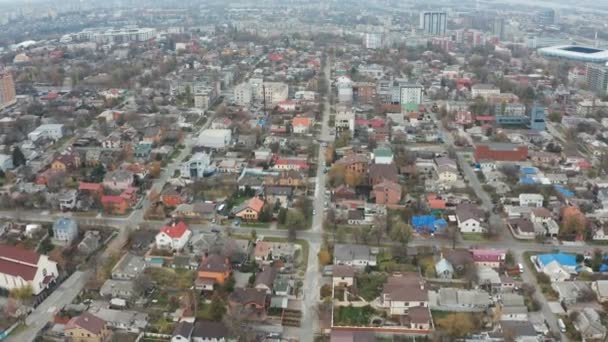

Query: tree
[10,285,33,304]
[133,274,153,296]
[318,249,332,265]
[286,209,306,231]
[258,205,273,222]
[250,229,257,241]
[435,313,476,337]
[328,164,346,187]
[390,220,413,247]
[334,131,351,148]
[277,208,287,225]
[209,294,226,321]
[12,147,26,167]
[505,250,515,267]
[90,164,106,183]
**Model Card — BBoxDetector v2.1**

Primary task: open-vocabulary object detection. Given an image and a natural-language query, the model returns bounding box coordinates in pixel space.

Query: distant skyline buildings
[420,11,447,37]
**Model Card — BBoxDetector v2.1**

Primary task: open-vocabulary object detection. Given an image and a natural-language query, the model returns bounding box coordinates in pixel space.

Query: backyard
[355,273,387,301]
[333,305,380,326]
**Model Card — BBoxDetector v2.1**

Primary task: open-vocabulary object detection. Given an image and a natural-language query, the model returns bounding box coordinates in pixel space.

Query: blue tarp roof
[519,176,536,184]
[554,185,574,198]
[600,264,608,273]
[521,167,537,175]
[537,253,577,267]
[411,215,445,233]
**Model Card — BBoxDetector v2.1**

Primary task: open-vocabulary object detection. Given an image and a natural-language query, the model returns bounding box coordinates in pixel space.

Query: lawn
[461,233,487,242]
[333,305,378,326]
[147,268,195,291]
[355,273,388,301]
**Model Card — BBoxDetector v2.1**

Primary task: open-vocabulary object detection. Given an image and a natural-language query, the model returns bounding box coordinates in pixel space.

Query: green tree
[10,285,33,304]
[277,208,288,225]
[209,294,226,321]
[12,147,26,167]
[90,163,106,183]
[250,229,257,241]
[390,220,413,247]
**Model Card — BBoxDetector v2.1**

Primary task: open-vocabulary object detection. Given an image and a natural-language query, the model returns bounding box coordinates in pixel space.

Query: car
[211,228,220,233]
[313,209,316,215]
[518,263,524,273]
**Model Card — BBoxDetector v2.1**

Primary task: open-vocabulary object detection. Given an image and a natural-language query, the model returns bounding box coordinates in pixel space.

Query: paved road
[6,271,90,342]
[299,55,332,342]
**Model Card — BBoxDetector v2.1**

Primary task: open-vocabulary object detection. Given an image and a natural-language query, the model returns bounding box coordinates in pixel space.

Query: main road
[299,54,332,342]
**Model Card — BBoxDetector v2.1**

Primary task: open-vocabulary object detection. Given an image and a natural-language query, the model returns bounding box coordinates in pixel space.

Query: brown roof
[509,218,534,233]
[0,244,40,265]
[373,180,401,193]
[199,254,230,273]
[382,273,428,302]
[192,320,228,339]
[532,207,551,218]
[330,330,376,342]
[254,266,278,288]
[443,249,473,268]
[333,265,356,278]
[369,163,398,183]
[229,287,267,306]
[408,306,432,324]
[455,203,484,222]
[65,312,106,335]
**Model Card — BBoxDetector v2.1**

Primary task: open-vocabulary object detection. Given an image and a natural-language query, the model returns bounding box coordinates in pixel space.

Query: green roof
[373,146,393,158]
[402,101,419,112]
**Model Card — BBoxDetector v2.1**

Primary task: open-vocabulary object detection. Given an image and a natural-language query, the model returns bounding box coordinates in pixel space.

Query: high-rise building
[0,72,16,110]
[536,9,556,26]
[420,11,447,36]
[529,106,546,131]
[399,84,423,108]
[364,33,383,49]
[491,18,505,40]
[586,63,608,95]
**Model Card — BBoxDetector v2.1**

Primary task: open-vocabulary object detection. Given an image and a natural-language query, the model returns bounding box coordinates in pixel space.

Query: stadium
[538,45,608,63]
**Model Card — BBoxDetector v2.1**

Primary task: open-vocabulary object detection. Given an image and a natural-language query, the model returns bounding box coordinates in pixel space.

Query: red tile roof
[0,244,40,265]
[0,258,37,280]
[160,221,189,238]
[248,197,265,213]
[65,312,106,335]
[101,195,124,204]
[79,182,103,192]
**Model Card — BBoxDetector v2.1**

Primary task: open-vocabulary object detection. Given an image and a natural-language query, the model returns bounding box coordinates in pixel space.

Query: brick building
[474,143,528,162]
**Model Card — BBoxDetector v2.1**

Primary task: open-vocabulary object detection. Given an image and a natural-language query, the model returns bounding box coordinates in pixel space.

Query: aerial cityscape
[1,0,608,341]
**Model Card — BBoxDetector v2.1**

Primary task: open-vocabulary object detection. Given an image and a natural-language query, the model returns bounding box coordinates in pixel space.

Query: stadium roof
[539,45,608,63]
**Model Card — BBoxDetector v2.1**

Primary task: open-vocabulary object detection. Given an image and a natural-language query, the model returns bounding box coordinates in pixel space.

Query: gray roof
[439,288,491,306]
[501,293,525,307]
[111,253,146,278]
[499,320,536,337]
[435,258,454,274]
[334,244,374,263]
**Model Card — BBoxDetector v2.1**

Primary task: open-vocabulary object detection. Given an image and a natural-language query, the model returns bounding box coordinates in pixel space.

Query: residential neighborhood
[1,0,608,341]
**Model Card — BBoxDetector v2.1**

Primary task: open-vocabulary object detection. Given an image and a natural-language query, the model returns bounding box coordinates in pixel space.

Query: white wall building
[197,129,232,149]
[233,82,252,106]
[28,124,64,142]
[0,245,59,295]
[399,84,423,105]
[519,193,544,207]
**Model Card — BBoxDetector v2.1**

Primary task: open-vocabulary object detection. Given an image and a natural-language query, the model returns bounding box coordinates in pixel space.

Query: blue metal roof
[521,167,537,175]
[537,253,577,267]
[519,176,536,184]
[554,185,574,198]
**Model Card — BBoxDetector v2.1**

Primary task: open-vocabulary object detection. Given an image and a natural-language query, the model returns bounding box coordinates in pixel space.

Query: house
[51,152,81,172]
[78,230,101,254]
[162,186,188,208]
[435,157,458,183]
[100,279,135,299]
[372,180,401,205]
[52,217,78,246]
[58,189,78,211]
[333,265,356,287]
[197,129,232,149]
[431,288,491,312]
[535,253,577,282]
[0,244,59,295]
[380,273,431,330]
[172,321,193,342]
[500,293,528,321]
[134,142,153,159]
[552,281,592,305]
[87,306,148,333]
[273,158,309,172]
[155,222,192,251]
[111,253,146,280]
[292,116,312,134]
[181,152,214,179]
[333,244,376,268]
[265,170,305,188]
[519,193,544,207]
[455,203,485,233]
[233,197,265,221]
[443,249,473,272]
[101,187,137,215]
[64,312,111,342]
[508,218,535,239]
[498,320,538,341]
[471,249,505,268]
[264,186,292,208]
[474,143,528,162]
[254,265,278,294]
[435,258,454,279]
[228,287,267,312]
[335,154,369,182]
[142,126,164,145]
[197,254,231,289]
[79,182,104,198]
[103,170,134,192]
[189,320,229,342]
[368,163,398,186]
[591,280,608,302]
[373,146,394,164]
[254,241,295,264]
[28,123,64,142]
[172,202,217,220]
[573,308,607,341]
